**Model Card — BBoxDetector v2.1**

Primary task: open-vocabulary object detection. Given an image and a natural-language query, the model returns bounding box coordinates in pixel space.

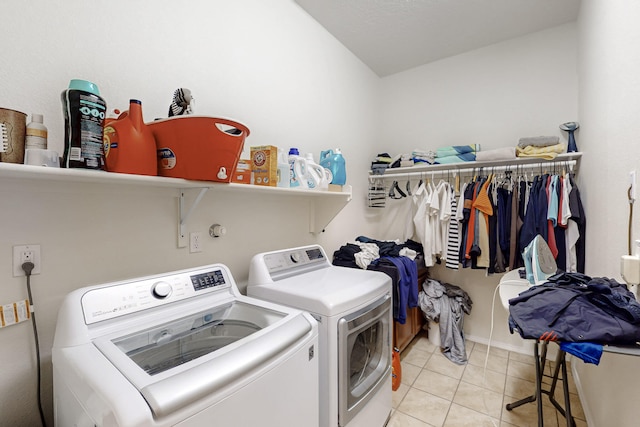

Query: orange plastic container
[147,116,250,182]
[103,100,157,176]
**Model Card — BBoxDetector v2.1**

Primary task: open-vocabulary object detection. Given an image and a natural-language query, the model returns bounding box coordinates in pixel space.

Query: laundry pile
[508,271,640,364]
[516,136,565,159]
[419,279,473,364]
[333,237,423,324]
[412,144,478,165]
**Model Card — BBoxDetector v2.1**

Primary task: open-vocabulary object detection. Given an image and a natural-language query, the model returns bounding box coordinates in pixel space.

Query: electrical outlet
[13,245,41,277]
[189,232,203,253]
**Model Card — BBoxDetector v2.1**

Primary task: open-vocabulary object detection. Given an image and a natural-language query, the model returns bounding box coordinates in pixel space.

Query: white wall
[374,24,579,353]
[0,1,380,426]
[378,23,578,153]
[574,1,640,426]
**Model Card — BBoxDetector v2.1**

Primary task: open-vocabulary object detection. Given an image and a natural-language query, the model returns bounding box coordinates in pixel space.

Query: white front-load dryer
[248,245,393,427]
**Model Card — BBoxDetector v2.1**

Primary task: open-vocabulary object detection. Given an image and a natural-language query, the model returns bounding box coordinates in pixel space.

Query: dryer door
[338,294,391,427]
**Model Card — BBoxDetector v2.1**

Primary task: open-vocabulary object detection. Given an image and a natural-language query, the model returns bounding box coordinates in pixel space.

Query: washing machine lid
[248,265,391,316]
[93,298,314,418]
[54,263,317,419]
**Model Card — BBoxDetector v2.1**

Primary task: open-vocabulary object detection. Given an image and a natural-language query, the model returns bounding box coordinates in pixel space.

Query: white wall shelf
[0,163,352,239]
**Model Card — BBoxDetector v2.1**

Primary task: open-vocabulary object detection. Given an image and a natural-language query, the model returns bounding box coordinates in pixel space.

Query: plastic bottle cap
[68,79,101,96]
[289,148,299,155]
[31,114,43,123]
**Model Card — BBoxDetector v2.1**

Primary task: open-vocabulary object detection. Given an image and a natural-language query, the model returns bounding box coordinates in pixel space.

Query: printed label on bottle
[63,89,106,169]
[26,128,47,138]
[158,148,176,170]
[25,136,47,150]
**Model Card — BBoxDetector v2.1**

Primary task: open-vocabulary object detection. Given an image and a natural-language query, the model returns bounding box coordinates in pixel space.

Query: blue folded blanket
[436,145,479,158]
[433,152,476,164]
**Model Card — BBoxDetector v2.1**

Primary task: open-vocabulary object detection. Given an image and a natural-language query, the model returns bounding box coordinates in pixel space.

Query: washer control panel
[81,265,232,324]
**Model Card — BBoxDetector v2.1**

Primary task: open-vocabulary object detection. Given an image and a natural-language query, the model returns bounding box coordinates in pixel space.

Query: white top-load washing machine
[248,245,393,427]
[52,263,319,427]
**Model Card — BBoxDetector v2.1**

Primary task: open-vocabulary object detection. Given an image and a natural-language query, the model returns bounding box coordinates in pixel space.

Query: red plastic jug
[103,99,157,176]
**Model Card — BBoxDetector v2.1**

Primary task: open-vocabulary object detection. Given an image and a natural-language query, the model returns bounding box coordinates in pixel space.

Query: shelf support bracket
[178,187,208,248]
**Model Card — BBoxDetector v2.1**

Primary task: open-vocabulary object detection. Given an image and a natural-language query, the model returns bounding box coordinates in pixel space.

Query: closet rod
[372,158,578,180]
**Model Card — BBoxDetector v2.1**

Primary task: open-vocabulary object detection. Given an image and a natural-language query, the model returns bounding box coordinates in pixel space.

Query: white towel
[475,147,516,161]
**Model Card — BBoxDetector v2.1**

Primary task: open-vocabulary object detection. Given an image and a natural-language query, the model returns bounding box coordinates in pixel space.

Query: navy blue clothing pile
[332,237,423,324]
[371,257,418,324]
[508,272,640,345]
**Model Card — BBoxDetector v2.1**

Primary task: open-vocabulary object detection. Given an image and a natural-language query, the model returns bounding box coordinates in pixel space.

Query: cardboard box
[231,159,252,184]
[250,145,278,186]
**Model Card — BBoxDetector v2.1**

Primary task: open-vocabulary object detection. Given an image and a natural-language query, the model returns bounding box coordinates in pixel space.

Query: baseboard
[465,333,535,355]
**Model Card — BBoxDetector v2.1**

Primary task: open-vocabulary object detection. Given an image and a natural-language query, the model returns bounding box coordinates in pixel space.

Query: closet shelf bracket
[178,187,209,248]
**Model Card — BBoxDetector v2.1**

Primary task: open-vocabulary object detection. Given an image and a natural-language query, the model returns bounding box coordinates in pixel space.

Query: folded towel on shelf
[517,136,559,149]
[412,149,436,164]
[374,153,394,163]
[371,152,392,174]
[436,144,479,158]
[516,143,565,160]
[433,152,476,164]
[475,147,516,162]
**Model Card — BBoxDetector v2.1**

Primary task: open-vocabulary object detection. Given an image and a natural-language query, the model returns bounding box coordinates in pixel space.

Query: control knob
[152,281,172,299]
[290,252,301,263]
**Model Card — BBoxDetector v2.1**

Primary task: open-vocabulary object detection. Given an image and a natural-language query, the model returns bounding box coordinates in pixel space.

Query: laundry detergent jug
[319,148,346,185]
[293,153,327,191]
[103,99,157,176]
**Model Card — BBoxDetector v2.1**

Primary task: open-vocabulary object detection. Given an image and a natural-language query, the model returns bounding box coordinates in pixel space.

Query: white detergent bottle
[294,156,313,190]
[304,153,329,190]
[288,148,308,188]
[277,148,290,188]
[305,153,324,190]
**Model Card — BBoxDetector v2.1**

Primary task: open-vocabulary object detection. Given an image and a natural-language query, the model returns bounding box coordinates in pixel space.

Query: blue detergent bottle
[319,148,346,185]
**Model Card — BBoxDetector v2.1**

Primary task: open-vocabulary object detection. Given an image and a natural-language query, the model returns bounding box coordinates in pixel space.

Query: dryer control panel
[81,265,232,324]
[263,246,329,276]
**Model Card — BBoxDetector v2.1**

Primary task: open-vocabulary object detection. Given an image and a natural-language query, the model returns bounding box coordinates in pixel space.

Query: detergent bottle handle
[320,149,333,160]
[293,157,309,188]
[306,162,323,190]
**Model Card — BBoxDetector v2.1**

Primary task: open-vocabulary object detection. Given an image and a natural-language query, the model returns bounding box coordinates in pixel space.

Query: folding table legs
[505,341,575,427]
[505,340,546,426]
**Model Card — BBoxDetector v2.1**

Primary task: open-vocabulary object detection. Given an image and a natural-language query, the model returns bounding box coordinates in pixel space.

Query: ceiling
[294,0,581,77]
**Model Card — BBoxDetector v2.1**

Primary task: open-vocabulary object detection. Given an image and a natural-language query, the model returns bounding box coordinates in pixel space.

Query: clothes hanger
[388,180,406,199]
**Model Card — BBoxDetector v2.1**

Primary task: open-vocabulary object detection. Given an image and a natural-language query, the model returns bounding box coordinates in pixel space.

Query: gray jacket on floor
[419,279,473,365]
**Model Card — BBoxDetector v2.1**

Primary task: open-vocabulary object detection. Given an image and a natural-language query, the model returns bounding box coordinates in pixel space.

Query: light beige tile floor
[389,332,587,427]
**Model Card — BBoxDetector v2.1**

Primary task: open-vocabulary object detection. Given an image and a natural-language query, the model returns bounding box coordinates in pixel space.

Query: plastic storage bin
[148,116,250,182]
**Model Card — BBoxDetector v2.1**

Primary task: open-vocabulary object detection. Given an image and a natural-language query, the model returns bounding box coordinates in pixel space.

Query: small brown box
[250,145,278,186]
